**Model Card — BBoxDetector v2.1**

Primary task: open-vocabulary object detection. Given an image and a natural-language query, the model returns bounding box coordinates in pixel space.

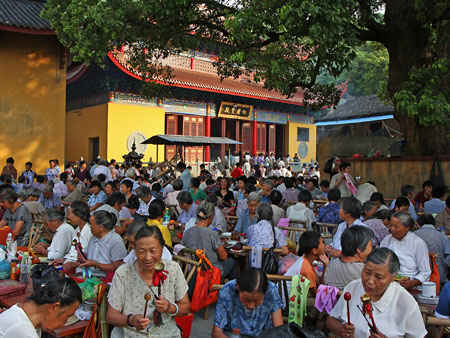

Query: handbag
[262,224,279,275]
[31,263,61,292]
[190,249,221,313]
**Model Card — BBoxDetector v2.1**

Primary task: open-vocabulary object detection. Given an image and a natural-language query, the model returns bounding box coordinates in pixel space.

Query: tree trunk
[383,0,449,156]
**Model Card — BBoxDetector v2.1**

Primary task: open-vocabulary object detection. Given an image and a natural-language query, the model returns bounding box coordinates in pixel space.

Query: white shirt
[0,304,41,338]
[47,222,76,260]
[380,232,431,283]
[75,223,92,250]
[330,279,427,338]
[332,219,367,251]
[280,167,288,177]
[355,183,377,203]
[136,198,154,216]
[212,169,221,179]
[286,203,316,231]
[93,165,113,182]
[276,183,286,193]
[163,183,173,199]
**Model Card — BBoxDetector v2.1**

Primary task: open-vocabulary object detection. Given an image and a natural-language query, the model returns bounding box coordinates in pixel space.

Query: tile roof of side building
[319,95,394,122]
[0,0,51,31]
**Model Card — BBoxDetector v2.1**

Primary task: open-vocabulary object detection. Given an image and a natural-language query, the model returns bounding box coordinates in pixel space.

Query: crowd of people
[0,155,449,337]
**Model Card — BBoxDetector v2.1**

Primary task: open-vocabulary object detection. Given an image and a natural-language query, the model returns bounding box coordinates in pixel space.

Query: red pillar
[205,112,211,162]
[252,120,257,155]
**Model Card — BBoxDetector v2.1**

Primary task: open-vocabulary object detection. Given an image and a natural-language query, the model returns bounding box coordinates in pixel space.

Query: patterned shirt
[363,218,390,248]
[214,280,282,337]
[282,188,299,203]
[45,167,59,182]
[317,202,342,225]
[88,191,108,208]
[247,220,287,249]
[38,193,62,209]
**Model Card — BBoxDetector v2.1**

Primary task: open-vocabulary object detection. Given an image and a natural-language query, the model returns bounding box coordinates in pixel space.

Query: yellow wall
[0,31,66,173]
[107,103,165,162]
[65,104,108,162]
[287,122,317,162]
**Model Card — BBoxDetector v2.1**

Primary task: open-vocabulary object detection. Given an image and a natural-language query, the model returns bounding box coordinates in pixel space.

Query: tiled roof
[319,95,394,122]
[142,134,242,146]
[0,0,51,31]
[108,51,307,105]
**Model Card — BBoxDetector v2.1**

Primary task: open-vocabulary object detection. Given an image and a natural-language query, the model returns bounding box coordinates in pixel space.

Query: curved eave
[0,24,54,35]
[107,52,305,106]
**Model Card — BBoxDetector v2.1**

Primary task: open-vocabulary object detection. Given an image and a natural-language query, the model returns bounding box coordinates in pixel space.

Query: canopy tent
[141,134,242,162]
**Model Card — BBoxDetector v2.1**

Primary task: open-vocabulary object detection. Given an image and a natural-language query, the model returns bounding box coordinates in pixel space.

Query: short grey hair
[362,201,377,214]
[44,208,65,222]
[392,211,415,230]
[256,202,273,222]
[263,179,273,188]
[177,191,193,205]
[125,168,135,179]
[136,186,151,198]
[197,201,215,220]
[17,190,28,201]
[172,178,183,191]
[0,188,18,203]
[43,184,53,193]
[366,247,400,275]
[247,192,260,203]
[28,188,41,198]
[341,226,374,257]
[97,158,108,166]
[67,180,77,187]
[125,221,146,236]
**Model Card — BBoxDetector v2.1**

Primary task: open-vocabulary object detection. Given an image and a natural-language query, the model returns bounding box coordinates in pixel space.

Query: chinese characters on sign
[218,102,253,120]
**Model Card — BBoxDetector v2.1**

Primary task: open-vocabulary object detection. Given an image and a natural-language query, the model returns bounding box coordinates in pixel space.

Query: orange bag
[429,253,440,294]
[190,249,221,313]
[83,283,107,338]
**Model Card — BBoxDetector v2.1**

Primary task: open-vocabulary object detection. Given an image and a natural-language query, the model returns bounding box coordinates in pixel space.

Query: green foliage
[394,58,450,138]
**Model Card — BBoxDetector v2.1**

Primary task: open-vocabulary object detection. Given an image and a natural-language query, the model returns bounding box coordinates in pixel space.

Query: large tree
[43,0,450,155]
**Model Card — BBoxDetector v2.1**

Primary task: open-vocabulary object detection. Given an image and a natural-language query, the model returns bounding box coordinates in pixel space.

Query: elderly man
[93,158,113,182]
[38,184,62,210]
[61,180,83,207]
[258,179,273,204]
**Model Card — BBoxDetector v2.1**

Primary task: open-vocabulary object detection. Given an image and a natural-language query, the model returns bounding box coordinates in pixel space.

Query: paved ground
[189,304,216,338]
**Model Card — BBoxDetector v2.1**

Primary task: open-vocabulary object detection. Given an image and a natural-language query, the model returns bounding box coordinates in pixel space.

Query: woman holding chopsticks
[106,226,190,337]
[326,248,426,338]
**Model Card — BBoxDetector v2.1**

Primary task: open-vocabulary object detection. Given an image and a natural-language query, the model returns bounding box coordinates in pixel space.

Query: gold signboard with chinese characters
[218,102,253,120]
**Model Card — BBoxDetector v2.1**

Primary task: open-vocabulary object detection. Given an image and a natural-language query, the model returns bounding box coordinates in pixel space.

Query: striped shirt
[324,258,364,290]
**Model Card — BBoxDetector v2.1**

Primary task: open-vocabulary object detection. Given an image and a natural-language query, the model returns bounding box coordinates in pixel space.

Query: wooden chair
[278,226,306,252]
[315,222,338,240]
[166,203,180,218]
[172,254,201,284]
[225,215,238,232]
[422,315,450,338]
[82,194,90,203]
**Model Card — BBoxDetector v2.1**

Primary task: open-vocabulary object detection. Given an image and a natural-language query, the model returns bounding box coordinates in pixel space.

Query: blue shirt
[317,202,342,224]
[177,203,198,225]
[235,208,258,234]
[38,193,62,209]
[88,191,108,208]
[180,169,192,192]
[21,170,35,184]
[45,168,59,182]
[424,198,446,214]
[214,280,282,337]
[436,282,450,318]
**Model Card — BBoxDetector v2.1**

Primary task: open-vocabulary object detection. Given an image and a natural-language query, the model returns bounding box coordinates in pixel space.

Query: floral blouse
[108,260,189,338]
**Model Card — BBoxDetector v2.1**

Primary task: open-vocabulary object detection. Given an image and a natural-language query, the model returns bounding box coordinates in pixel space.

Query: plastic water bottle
[162,208,170,226]
[5,233,12,258]
[230,328,242,338]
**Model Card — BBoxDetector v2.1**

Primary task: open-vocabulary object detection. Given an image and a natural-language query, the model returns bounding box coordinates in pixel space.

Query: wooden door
[242,123,252,154]
[268,124,276,154]
[182,116,204,163]
[165,115,177,160]
[257,123,266,154]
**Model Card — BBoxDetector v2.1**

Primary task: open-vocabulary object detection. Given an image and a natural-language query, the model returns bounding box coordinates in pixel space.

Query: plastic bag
[258,322,326,338]
[278,253,300,275]
[78,277,103,302]
[31,263,60,292]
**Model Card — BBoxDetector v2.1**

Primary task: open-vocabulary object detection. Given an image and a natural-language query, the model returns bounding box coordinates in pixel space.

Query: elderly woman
[176,191,198,229]
[88,181,108,211]
[327,248,427,338]
[206,193,227,233]
[34,208,75,260]
[247,202,289,255]
[165,178,183,214]
[107,226,190,337]
[380,211,431,289]
[215,177,235,208]
[235,192,260,234]
[325,226,374,290]
[212,268,283,337]
[182,201,237,280]
[124,221,172,264]
[0,188,32,246]
[63,210,127,280]
[38,184,62,210]
[0,278,82,337]
[259,179,273,204]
